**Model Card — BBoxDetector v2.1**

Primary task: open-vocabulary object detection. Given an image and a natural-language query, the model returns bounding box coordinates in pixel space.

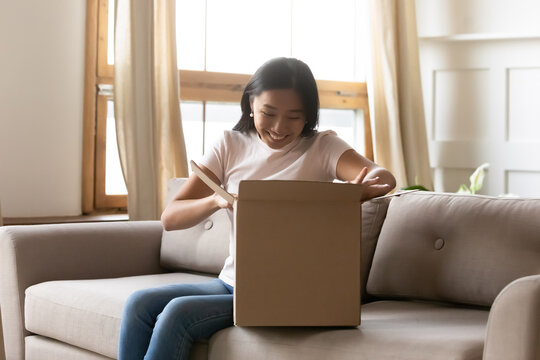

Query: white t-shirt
[200,129,352,286]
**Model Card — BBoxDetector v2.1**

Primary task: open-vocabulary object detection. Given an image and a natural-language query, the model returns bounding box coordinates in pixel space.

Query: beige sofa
[1,180,539,360]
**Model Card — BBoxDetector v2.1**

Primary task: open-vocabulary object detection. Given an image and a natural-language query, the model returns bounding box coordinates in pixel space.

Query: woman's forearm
[161,195,221,231]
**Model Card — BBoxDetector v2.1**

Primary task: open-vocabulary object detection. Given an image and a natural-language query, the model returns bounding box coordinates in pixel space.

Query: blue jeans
[118,279,234,360]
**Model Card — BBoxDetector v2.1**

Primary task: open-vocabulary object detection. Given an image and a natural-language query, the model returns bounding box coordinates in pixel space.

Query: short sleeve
[315,130,353,179]
[199,133,226,183]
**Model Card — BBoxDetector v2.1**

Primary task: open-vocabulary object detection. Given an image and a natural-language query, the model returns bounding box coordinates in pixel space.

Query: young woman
[118,57,396,360]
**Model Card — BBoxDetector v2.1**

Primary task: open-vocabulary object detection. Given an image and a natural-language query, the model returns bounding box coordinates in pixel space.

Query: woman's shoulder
[307,129,352,151]
[308,129,341,144]
[212,130,257,153]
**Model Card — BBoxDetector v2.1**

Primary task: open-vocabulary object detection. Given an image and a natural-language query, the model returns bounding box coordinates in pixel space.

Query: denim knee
[123,288,159,319]
[156,295,233,339]
[159,297,201,329]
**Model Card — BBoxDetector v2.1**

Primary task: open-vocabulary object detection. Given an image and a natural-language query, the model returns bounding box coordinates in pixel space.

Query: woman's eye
[261,111,274,117]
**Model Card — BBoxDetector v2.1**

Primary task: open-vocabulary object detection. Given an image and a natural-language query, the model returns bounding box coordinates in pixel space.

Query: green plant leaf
[401,185,430,191]
[457,184,471,194]
[469,163,489,194]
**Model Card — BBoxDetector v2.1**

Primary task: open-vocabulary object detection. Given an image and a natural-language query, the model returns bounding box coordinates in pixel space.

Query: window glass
[181,101,204,162]
[176,0,205,70]
[292,0,357,81]
[110,0,365,80]
[107,0,115,65]
[204,103,241,154]
[318,108,364,152]
[205,0,291,74]
[105,100,127,195]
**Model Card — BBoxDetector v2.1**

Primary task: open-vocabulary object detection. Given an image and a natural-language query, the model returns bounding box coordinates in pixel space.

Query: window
[94,88,127,209]
[82,0,372,213]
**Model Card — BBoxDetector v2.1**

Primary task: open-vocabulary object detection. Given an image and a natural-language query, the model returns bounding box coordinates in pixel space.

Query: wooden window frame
[82,0,372,213]
[83,0,118,214]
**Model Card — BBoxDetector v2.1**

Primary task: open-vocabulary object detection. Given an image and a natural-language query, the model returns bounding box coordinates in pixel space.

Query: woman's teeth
[269,132,286,141]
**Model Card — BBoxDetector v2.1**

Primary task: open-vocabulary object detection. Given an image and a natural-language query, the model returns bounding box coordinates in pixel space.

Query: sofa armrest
[483,275,540,360]
[0,221,165,360]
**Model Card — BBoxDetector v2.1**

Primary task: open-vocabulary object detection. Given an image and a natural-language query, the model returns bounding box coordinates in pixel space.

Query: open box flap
[190,160,235,204]
[237,180,363,202]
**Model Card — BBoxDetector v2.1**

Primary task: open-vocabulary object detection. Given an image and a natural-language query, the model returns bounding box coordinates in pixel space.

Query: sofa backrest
[160,178,391,301]
[160,178,231,274]
[367,192,540,307]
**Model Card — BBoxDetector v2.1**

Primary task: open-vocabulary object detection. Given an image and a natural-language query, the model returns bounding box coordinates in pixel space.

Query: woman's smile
[266,130,288,142]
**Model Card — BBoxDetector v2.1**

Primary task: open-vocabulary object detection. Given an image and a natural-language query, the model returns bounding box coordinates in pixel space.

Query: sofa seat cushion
[26,336,111,360]
[208,301,489,360]
[25,272,216,359]
[25,335,209,360]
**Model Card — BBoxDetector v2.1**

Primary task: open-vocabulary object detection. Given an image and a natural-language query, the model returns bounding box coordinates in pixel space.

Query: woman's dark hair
[233,57,319,137]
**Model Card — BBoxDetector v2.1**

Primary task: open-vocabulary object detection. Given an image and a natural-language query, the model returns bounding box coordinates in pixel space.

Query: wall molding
[420,33,540,42]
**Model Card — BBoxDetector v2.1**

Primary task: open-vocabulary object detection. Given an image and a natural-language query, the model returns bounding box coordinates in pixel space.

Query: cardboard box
[189,161,363,327]
[233,180,362,327]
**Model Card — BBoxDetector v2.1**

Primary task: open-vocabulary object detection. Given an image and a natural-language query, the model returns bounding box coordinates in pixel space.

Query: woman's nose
[272,117,288,133]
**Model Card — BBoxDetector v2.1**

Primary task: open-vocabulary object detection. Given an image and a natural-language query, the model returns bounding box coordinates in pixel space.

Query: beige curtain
[114,0,189,220]
[367,0,433,190]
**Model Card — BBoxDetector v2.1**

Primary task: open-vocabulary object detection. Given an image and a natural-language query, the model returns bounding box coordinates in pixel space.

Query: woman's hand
[336,149,396,201]
[348,167,393,201]
[212,192,236,210]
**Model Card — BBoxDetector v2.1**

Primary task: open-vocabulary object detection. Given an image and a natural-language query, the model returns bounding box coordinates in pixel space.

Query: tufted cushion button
[434,238,445,250]
[204,220,213,230]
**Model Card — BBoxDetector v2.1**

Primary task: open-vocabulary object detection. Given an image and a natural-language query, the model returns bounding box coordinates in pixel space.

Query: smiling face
[250,89,306,149]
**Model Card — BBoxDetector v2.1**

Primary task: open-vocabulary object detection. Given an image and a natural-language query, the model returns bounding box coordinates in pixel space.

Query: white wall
[416,0,540,37]
[416,0,540,196]
[0,0,86,217]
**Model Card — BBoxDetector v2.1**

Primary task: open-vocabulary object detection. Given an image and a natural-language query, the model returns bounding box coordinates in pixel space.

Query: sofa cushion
[207,300,488,360]
[26,336,111,360]
[359,196,391,301]
[25,335,208,360]
[160,178,231,274]
[25,272,215,359]
[367,192,540,307]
